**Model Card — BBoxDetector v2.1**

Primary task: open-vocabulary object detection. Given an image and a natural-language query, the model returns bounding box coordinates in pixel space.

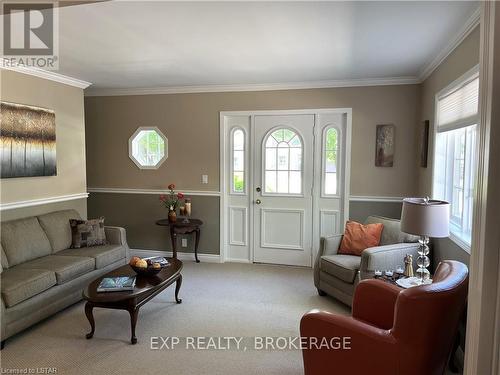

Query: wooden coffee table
[82,258,183,344]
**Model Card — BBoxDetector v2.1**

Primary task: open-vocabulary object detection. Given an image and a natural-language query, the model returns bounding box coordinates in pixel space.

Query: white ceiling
[45,1,480,92]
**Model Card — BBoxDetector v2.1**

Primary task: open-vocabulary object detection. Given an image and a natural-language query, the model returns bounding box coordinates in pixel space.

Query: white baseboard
[225,258,251,264]
[131,248,222,263]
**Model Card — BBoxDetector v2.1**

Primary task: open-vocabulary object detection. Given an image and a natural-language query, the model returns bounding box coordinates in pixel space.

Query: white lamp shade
[400,198,450,238]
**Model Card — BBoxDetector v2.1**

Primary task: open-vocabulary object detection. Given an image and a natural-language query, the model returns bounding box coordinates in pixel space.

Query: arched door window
[264,128,302,194]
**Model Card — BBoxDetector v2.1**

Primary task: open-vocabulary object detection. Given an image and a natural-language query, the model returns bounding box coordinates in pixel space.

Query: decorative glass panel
[232,128,245,193]
[323,127,339,195]
[129,127,168,169]
[264,128,302,194]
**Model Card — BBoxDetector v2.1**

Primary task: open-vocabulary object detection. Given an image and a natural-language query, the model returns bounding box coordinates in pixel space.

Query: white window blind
[437,76,479,132]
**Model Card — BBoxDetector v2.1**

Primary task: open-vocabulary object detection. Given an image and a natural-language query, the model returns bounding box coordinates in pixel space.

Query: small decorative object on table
[129,256,168,276]
[159,183,185,223]
[404,254,414,277]
[184,198,192,223]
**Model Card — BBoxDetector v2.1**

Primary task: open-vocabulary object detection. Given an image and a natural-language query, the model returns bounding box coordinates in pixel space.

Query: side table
[156,218,203,262]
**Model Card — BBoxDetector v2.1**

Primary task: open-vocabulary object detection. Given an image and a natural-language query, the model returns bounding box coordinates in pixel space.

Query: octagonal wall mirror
[128,126,168,169]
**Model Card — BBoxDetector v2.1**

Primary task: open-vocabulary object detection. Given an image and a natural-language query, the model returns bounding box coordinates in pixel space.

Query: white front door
[252,115,314,267]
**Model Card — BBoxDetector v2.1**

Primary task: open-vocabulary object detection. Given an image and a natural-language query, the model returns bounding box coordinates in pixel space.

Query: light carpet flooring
[0,261,349,375]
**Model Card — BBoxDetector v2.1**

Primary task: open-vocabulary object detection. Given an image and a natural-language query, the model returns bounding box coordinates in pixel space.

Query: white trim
[131,248,221,263]
[464,3,500,373]
[84,77,419,97]
[348,195,403,202]
[224,258,251,264]
[229,206,248,246]
[419,7,481,82]
[0,66,91,89]
[0,193,89,211]
[87,187,221,196]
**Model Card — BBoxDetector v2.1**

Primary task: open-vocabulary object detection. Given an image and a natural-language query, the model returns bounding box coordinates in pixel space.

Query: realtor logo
[2,2,59,69]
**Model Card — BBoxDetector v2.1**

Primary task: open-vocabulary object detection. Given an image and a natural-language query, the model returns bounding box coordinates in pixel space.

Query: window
[264,128,302,194]
[129,127,168,169]
[231,128,245,193]
[433,70,479,249]
[323,127,339,195]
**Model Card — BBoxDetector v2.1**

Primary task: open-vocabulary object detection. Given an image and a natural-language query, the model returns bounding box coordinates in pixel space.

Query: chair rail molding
[0,193,89,211]
[87,187,221,196]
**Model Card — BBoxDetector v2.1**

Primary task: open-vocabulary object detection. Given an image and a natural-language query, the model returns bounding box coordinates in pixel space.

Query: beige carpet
[0,261,349,375]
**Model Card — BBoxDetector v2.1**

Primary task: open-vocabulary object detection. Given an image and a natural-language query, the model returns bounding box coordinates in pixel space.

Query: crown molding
[418,7,480,82]
[0,65,92,89]
[84,76,420,97]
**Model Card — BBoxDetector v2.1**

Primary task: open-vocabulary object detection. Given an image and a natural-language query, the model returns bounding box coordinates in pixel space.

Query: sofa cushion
[1,217,52,266]
[338,221,384,256]
[321,255,361,283]
[38,210,81,253]
[58,244,126,269]
[1,268,57,307]
[18,255,95,285]
[364,216,419,245]
[70,218,107,248]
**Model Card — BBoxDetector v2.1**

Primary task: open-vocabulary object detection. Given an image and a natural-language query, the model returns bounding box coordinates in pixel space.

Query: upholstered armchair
[302,260,469,375]
[314,216,419,306]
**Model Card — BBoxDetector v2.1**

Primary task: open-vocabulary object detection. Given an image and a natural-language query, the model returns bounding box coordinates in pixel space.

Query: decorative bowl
[130,264,162,276]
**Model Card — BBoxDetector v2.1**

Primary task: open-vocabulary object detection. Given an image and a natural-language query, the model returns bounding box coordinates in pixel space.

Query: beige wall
[418,26,480,196]
[0,69,87,218]
[85,84,420,197]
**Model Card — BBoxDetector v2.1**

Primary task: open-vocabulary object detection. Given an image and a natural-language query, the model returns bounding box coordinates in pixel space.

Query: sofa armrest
[300,309,397,375]
[314,235,343,287]
[359,242,420,280]
[352,279,401,330]
[105,226,130,259]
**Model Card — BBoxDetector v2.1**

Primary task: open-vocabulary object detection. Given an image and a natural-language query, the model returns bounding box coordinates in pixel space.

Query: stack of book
[97,276,136,292]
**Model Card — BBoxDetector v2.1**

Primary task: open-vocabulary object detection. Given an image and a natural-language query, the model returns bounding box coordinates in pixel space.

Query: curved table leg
[128,307,139,344]
[85,302,95,339]
[175,274,183,304]
[194,228,200,263]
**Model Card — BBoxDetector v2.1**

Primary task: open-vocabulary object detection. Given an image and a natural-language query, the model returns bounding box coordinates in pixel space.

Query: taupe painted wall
[418,26,480,267]
[85,85,420,253]
[0,69,88,219]
[85,84,420,197]
[88,193,219,254]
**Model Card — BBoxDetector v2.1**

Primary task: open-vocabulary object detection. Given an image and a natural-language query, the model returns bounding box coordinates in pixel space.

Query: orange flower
[168,183,175,190]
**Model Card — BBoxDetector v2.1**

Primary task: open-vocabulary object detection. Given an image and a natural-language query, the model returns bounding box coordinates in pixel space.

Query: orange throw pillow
[338,221,384,256]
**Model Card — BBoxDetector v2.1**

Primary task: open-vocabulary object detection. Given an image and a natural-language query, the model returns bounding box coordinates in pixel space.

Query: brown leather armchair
[300,260,468,375]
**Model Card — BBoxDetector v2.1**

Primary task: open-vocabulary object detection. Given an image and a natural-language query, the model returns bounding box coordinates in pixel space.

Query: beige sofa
[0,209,129,348]
[314,215,420,306]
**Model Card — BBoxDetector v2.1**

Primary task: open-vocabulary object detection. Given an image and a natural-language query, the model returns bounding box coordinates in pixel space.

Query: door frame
[220,108,352,265]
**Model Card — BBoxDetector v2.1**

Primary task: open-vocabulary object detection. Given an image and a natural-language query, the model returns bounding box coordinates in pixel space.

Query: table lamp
[400,197,450,284]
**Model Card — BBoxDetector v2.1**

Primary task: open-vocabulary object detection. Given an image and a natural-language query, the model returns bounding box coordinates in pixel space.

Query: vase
[168,210,177,223]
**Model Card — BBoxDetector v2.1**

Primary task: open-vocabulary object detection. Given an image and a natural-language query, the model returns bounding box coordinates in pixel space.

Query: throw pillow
[70,217,107,248]
[338,220,384,256]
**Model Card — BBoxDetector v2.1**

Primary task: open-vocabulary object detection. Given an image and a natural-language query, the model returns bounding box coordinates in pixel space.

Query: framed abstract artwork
[0,101,57,178]
[375,124,395,167]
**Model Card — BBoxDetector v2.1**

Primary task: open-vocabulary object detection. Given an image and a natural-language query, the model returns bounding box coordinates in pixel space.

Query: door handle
[255,199,261,205]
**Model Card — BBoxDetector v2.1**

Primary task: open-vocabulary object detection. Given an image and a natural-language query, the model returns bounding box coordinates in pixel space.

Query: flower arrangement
[159,184,185,211]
